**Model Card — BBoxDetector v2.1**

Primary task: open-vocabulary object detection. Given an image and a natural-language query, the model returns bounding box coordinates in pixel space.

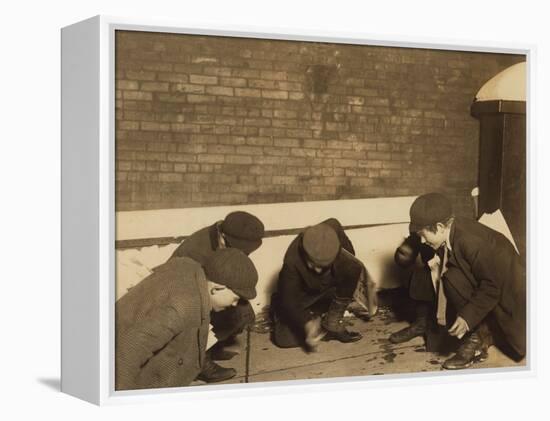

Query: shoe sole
[442,350,488,370]
[321,333,363,343]
[196,374,236,383]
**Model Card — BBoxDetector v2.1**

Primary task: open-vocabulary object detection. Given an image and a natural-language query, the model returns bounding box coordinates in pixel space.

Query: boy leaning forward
[409,193,526,369]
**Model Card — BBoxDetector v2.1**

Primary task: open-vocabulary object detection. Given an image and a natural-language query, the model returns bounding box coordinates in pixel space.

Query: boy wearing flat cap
[169,211,264,382]
[116,249,258,390]
[272,218,364,350]
[408,192,526,369]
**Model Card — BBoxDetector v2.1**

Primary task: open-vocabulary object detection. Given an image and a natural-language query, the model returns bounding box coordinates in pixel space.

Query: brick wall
[115,31,524,217]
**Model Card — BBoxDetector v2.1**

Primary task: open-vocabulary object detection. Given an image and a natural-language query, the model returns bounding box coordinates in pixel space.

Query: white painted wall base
[115,196,418,310]
[116,222,411,309]
[116,207,518,312]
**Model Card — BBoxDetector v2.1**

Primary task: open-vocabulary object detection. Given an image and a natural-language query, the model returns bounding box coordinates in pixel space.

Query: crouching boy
[115,248,258,390]
[271,218,364,351]
[169,211,264,382]
[409,193,526,369]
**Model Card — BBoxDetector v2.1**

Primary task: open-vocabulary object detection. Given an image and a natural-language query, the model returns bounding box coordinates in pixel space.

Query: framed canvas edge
[90,15,537,405]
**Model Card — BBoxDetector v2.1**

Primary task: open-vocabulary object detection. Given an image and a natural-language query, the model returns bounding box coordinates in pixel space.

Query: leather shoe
[322,329,363,343]
[196,356,236,383]
[442,332,488,370]
[389,320,426,344]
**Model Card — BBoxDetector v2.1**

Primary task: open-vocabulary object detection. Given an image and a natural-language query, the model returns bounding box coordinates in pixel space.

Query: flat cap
[221,211,265,255]
[409,193,453,233]
[204,248,258,300]
[302,223,341,267]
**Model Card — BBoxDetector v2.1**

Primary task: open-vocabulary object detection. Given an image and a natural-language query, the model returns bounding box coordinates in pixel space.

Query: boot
[442,331,488,370]
[321,297,363,343]
[389,316,427,344]
[389,302,429,344]
[196,354,236,383]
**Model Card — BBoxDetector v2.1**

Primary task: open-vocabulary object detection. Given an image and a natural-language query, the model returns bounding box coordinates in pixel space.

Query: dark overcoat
[170,223,219,265]
[116,257,210,390]
[444,217,526,357]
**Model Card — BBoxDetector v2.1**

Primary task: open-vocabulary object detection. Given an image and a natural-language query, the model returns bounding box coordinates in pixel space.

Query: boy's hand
[304,318,325,351]
[448,316,469,339]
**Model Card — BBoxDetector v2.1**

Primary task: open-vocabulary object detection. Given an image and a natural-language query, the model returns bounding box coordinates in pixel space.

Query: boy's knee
[272,319,302,348]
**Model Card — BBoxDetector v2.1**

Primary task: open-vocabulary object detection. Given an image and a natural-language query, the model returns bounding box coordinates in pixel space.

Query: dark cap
[409,193,453,233]
[221,211,265,255]
[302,223,341,267]
[204,248,258,300]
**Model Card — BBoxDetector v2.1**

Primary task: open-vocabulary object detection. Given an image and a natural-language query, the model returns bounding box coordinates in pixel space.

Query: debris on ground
[251,310,272,334]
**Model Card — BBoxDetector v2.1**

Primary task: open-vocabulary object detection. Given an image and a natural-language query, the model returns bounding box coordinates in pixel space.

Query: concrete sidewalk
[192,301,525,386]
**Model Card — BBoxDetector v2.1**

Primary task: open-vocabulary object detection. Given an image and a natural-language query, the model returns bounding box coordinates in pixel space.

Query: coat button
[178,358,183,366]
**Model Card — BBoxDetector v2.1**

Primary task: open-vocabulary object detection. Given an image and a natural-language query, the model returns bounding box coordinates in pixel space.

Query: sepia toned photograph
[113,29,527,391]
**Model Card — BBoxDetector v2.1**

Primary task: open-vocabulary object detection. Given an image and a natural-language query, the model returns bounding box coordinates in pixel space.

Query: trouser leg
[409,266,435,302]
[442,277,470,314]
[390,264,435,345]
[207,300,255,365]
[443,276,491,340]
[441,277,490,369]
[272,313,304,348]
[443,275,492,341]
[271,292,333,349]
[210,299,255,343]
[270,292,325,349]
[389,300,431,344]
[333,251,362,299]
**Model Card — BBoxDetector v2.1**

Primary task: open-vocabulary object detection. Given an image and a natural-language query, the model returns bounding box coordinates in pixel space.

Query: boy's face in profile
[417,223,447,250]
[209,284,240,312]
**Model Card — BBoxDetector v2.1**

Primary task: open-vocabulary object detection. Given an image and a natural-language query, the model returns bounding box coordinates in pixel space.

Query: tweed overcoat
[116,257,210,390]
[167,222,255,341]
[444,217,526,357]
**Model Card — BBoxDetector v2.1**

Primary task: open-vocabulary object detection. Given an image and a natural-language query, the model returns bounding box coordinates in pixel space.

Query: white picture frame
[61,15,534,405]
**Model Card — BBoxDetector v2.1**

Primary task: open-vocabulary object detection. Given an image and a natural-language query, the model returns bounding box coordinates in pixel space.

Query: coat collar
[446,219,458,266]
[208,221,224,251]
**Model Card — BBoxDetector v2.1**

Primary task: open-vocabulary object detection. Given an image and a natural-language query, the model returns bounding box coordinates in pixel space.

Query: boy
[408,193,526,369]
[169,211,264,382]
[116,248,258,390]
[272,219,364,350]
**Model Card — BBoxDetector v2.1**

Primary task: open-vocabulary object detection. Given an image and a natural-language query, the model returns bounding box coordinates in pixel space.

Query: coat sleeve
[277,263,310,330]
[455,240,502,330]
[116,304,185,390]
[322,218,355,255]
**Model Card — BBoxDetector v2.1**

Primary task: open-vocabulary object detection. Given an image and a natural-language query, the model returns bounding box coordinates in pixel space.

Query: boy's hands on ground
[448,316,469,339]
[304,318,325,351]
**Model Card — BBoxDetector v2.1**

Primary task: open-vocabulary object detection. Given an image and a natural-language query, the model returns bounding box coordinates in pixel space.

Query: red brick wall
[115,31,524,217]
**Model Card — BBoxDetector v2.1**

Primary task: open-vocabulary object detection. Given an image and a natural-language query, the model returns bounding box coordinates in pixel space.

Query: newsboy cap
[302,223,341,267]
[204,248,258,300]
[221,211,265,255]
[409,193,453,233]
